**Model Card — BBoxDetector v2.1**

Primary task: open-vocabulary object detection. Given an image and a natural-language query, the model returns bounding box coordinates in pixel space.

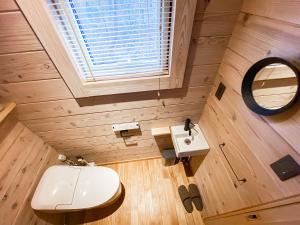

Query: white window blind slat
[51,8,173,17]
[47,0,173,82]
[58,32,172,40]
[77,43,171,51]
[47,1,173,9]
[85,56,170,63]
[53,18,173,28]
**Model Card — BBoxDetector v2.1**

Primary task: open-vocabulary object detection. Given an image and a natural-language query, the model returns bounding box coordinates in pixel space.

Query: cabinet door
[195,146,247,217]
[205,202,300,225]
[194,102,286,218]
[218,139,281,206]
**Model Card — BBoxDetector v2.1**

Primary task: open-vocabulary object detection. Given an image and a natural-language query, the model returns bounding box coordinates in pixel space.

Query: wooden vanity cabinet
[193,3,300,216]
[194,97,300,219]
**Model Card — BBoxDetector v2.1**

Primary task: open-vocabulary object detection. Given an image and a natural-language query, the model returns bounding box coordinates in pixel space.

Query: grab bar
[219,142,247,184]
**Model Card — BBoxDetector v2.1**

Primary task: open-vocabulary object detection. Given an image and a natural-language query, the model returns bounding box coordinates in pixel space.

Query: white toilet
[31,165,121,211]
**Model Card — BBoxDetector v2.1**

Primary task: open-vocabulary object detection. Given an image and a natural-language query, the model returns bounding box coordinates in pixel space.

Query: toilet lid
[32,165,120,210]
[31,166,81,210]
[56,166,120,210]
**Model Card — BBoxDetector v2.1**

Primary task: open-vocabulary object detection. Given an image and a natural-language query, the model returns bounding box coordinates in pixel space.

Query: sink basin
[170,124,210,157]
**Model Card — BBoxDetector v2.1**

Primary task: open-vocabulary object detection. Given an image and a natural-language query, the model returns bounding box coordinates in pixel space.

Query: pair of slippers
[178,184,203,213]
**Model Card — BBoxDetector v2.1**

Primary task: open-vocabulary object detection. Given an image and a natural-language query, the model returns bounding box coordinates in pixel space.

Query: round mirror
[242,57,299,116]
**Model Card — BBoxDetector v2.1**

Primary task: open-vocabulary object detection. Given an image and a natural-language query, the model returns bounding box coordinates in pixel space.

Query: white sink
[170,124,210,157]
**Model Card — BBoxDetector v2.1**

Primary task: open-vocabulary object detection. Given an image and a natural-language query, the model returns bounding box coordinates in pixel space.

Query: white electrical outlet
[112,122,140,132]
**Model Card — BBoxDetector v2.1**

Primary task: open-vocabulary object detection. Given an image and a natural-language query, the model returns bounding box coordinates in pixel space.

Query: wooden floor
[65,158,204,225]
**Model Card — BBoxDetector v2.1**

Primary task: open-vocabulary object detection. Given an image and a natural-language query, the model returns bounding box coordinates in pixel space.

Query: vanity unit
[151,123,210,163]
[170,124,209,158]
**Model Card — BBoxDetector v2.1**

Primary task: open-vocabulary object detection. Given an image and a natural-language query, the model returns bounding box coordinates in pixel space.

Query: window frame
[16,0,197,98]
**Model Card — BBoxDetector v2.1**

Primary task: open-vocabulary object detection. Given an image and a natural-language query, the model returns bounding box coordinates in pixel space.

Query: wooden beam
[252,77,298,90]
[0,102,16,123]
[0,51,60,83]
[0,12,42,54]
[0,79,72,104]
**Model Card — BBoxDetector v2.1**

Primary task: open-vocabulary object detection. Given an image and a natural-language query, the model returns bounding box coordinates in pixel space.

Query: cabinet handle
[219,143,247,184]
[247,214,260,221]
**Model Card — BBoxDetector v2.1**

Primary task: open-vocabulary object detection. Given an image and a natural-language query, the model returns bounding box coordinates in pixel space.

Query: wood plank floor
[66,158,204,225]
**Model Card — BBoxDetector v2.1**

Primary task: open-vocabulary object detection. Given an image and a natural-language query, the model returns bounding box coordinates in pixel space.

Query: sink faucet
[184,118,195,136]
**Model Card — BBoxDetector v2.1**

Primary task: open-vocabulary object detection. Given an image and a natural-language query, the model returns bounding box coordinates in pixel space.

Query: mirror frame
[241,57,300,116]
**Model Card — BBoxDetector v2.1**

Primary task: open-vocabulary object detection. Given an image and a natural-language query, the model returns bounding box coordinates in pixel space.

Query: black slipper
[188,184,203,211]
[178,185,193,213]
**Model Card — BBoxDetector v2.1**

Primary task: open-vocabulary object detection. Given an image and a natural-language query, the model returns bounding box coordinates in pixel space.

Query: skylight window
[18,0,196,97]
[48,0,173,82]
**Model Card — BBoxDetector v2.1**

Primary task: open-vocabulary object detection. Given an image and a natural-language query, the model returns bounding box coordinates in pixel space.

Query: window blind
[47,0,173,82]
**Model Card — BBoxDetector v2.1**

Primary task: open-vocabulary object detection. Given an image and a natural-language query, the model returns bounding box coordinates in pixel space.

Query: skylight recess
[47,0,173,82]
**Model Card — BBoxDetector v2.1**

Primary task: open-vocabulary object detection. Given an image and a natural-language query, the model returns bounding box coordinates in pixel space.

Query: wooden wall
[0,110,61,225]
[194,0,300,219]
[0,0,242,164]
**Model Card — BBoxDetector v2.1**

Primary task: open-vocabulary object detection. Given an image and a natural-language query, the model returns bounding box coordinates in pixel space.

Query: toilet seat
[31,165,121,211]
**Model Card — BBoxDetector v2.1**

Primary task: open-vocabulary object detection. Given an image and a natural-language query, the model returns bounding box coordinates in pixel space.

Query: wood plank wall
[0,112,61,225]
[0,0,242,164]
[194,0,300,218]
